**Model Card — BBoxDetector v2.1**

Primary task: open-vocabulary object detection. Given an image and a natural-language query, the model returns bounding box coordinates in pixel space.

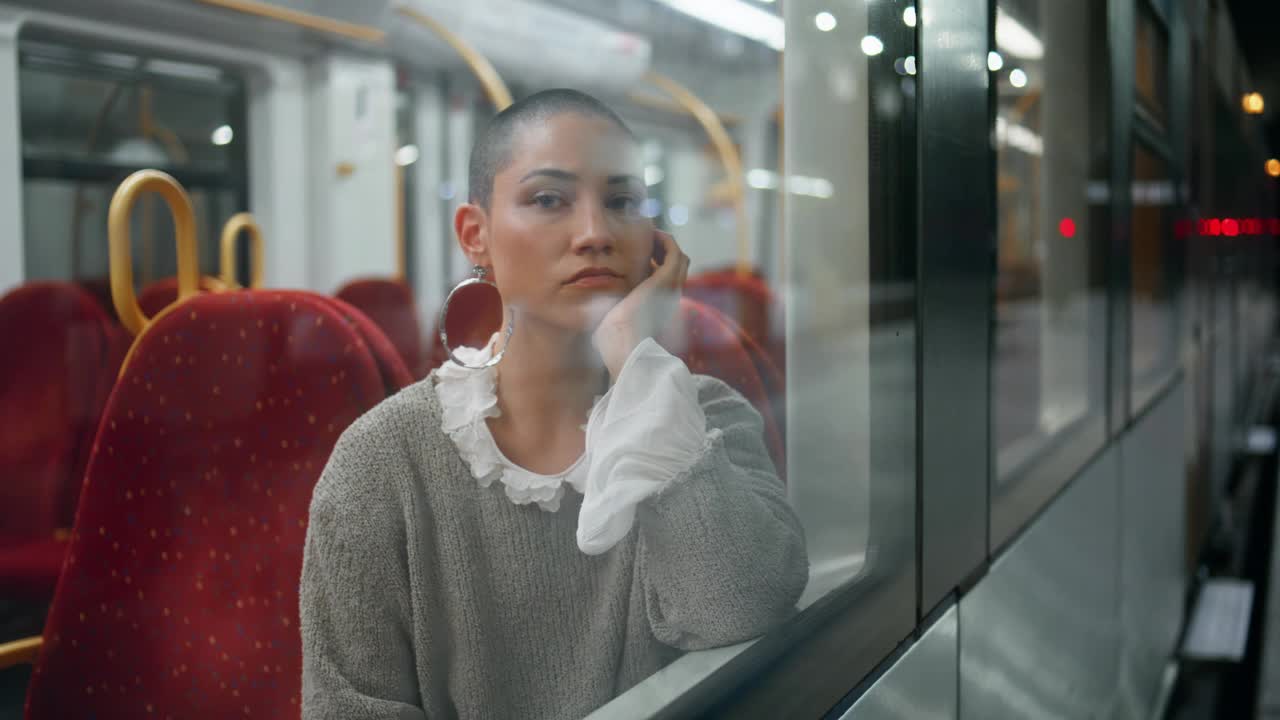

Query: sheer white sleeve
[575,338,719,555]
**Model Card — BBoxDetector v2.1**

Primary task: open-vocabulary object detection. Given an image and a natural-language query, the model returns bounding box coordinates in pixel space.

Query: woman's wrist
[592,323,642,383]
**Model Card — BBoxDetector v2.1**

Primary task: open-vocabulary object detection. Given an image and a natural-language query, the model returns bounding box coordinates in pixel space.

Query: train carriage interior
[0,0,1279,717]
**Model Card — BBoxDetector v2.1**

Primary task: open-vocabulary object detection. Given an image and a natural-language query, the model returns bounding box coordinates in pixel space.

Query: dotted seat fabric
[335,278,426,379]
[315,295,414,395]
[0,282,126,604]
[24,290,400,719]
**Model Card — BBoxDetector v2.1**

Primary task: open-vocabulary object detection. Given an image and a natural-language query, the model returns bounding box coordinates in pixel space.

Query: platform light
[903,6,917,28]
[644,165,665,186]
[816,12,838,32]
[995,8,1044,59]
[1267,158,1280,177]
[1243,92,1265,115]
[211,125,234,146]
[394,144,420,167]
[667,204,690,226]
[1009,68,1028,88]
[652,0,784,50]
[988,51,1004,72]
[861,35,884,56]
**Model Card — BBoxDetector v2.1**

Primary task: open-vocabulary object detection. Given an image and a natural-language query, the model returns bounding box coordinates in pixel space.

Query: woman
[300,88,808,720]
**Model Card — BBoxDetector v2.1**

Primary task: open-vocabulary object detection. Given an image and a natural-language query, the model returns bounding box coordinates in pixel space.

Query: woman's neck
[492,316,606,432]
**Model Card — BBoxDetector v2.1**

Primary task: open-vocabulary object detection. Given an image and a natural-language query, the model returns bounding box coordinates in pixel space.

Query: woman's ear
[453,203,490,267]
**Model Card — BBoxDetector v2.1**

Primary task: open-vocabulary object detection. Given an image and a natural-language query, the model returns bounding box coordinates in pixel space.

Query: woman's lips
[566,274,624,288]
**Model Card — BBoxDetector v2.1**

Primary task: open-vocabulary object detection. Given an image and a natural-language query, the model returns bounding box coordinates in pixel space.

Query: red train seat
[659,298,786,476]
[23,290,401,719]
[684,267,785,374]
[0,282,127,613]
[335,278,426,379]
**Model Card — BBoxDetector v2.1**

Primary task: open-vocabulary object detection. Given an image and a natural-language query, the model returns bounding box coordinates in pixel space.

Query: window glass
[0,1,916,717]
[1130,142,1180,409]
[992,0,1109,487]
[18,35,247,291]
[1135,2,1169,126]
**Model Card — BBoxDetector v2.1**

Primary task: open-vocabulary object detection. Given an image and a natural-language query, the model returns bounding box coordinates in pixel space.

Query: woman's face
[473,112,653,333]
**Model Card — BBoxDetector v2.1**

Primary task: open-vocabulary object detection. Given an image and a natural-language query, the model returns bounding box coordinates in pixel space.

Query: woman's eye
[532,193,564,210]
[607,195,639,214]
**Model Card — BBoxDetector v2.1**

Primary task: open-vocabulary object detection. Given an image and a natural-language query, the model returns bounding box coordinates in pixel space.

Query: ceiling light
[903,7,917,28]
[905,55,917,75]
[395,144,420,166]
[988,51,1004,72]
[211,125,234,146]
[652,0,784,50]
[1009,68,1027,88]
[861,35,884,55]
[815,12,837,32]
[995,8,1043,59]
[1243,92,1265,115]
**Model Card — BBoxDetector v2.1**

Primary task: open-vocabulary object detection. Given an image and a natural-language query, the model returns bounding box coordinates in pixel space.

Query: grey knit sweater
[300,372,808,720]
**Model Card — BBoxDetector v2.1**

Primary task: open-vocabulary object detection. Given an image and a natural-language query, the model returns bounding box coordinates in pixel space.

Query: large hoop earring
[438,265,514,369]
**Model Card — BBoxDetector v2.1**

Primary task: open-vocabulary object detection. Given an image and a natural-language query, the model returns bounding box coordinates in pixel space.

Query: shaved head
[468,88,636,208]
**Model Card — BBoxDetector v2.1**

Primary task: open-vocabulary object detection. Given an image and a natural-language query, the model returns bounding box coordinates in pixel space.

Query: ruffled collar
[433,344,591,512]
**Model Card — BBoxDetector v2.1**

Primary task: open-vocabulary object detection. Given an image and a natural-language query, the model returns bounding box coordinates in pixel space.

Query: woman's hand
[593,230,689,382]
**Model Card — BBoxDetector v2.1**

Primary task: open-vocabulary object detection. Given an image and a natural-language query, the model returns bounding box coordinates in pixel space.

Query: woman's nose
[570,204,615,255]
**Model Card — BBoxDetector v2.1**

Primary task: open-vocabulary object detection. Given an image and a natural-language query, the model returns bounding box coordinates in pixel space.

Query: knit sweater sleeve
[636,376,809,651]
[300,424,427,720]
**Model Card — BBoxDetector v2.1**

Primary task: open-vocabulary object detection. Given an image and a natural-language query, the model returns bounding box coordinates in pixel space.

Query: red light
[1058,217,1076,238]
[1208,218,1222,236]
[1270,218,1280,235]
[1223,218,1240,236]
[1245,218,1263,235]
[1174,219,1191,239]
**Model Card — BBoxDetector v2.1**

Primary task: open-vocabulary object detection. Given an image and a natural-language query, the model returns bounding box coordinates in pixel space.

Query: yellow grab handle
[108,170,199,336]
[219,212,265,289]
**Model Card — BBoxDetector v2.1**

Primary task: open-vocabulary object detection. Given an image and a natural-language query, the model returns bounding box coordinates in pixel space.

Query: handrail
[219,212,265,289]
[396,5,514,110]
[195,0,387,43]
[643,72,751,277]
[108,170,200,337]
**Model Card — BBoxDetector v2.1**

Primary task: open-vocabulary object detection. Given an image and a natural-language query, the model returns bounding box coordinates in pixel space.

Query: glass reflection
[992,0,1108,479]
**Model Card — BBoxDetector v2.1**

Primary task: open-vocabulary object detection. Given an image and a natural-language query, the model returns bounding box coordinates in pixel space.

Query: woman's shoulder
[311,375,448,510]
[689,373,764,428]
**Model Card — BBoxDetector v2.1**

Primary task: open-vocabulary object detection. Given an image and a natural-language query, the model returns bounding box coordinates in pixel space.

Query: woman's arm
[300,433,428,719]
[635,376,808,650]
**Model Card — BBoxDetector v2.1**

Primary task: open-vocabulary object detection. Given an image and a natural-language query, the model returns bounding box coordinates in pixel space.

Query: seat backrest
[335,278,425,379]
[0,282,126,541]
[684,268,773,339]
[315,295,414,394]
[25,290,392,720]
[137,275,225,319]
[659,298,786,476]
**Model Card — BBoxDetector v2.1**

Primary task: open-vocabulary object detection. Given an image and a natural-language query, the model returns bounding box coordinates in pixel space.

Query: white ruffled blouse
[434,337,718,555]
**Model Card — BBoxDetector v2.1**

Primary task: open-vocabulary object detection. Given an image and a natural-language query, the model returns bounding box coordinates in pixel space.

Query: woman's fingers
[652,230,687,289]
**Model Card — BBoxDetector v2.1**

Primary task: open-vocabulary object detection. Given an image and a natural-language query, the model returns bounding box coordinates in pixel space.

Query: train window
[991,0,1110,498]
[1130,141,1180,411]
[1,0,912,717]
[18,35,248,289]
[1135,1,1169,127]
